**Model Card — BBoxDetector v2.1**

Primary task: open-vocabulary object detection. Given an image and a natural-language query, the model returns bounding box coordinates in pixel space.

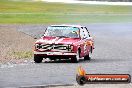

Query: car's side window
[80,27,90,39]
[84,27,91,37]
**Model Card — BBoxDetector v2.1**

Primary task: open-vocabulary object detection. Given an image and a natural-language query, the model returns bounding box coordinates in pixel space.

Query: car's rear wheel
[34,55,43,63]
[84,53,91,60]
[71,50,80,63]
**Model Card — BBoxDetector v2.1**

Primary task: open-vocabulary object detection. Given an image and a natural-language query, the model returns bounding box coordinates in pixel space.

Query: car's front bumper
[34,51,77,59]
[34,51,76,55]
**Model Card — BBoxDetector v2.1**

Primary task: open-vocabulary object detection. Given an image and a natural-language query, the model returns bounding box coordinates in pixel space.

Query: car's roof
[50,24,84,28]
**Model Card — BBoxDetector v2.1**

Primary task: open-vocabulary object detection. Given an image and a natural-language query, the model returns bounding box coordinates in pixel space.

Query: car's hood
[35,36,81,45]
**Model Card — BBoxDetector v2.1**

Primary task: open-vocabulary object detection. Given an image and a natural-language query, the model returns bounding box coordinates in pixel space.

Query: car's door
[80,27,92,55]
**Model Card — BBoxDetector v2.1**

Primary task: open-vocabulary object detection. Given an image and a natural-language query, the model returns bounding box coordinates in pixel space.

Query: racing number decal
[84,41,92,54]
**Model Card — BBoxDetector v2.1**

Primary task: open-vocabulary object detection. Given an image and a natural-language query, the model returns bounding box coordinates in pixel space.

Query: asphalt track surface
[0,23,132,87]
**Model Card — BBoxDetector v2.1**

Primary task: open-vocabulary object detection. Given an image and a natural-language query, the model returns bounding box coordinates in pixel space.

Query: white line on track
[40,0,132,6]
[10,0,132,5]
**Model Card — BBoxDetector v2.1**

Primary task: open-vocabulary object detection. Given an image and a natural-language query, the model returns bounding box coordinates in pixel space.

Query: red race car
[34,25,94,63]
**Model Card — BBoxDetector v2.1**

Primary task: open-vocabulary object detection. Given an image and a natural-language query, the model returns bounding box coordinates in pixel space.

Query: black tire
[71,57,78,63]
[90,46,93,53]
[71,51,80,63]
[49,57,56,61]
[84,53,91,60]
[76,75,86,85]
[34,55,43,63]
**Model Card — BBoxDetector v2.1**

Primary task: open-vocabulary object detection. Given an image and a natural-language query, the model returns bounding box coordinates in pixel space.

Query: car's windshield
[44,26,79,38]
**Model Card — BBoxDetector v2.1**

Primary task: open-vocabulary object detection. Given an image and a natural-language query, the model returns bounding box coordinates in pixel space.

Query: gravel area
[0,25,35,64]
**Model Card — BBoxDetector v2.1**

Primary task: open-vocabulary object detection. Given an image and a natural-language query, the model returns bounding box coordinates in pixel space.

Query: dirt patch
[0,25,35,64]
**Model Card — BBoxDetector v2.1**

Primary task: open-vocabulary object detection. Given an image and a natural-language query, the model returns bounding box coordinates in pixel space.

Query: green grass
[11,51,33,59]
[0,0,132,23]
[0,13,132,23]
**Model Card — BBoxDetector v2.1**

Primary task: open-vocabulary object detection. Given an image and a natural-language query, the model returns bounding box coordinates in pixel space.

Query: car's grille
[36,44,72,52]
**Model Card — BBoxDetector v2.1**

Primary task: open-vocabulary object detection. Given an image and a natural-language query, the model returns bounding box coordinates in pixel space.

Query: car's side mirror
[34,37,37,39]
[34,34,44,39]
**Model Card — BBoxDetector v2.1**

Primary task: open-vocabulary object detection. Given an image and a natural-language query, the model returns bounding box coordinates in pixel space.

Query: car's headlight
[67,44,73,51]
[35,44,42,49]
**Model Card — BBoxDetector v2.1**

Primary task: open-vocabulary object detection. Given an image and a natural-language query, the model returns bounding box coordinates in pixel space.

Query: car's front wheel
[71,51,80,63]
[34,55,43,63]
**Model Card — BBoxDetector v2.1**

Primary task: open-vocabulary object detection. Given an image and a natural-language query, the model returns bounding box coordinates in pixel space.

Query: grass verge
[10,51,33,59]
[0,13,132,23]
[0,0,132,23]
